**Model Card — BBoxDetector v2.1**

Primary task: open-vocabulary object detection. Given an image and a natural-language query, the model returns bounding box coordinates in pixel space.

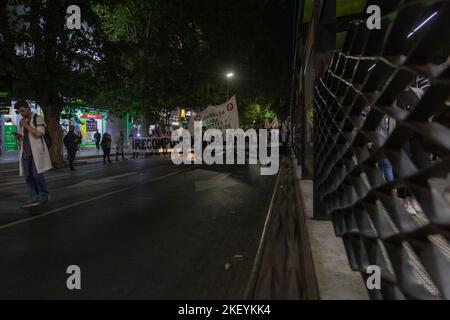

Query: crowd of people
[360,81,430,215]
[62,128,127,167]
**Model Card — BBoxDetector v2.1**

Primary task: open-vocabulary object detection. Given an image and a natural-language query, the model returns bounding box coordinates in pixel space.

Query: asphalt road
[0,157,276,299]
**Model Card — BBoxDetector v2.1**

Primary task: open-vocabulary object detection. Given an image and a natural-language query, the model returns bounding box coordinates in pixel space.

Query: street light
[225,72,234,100]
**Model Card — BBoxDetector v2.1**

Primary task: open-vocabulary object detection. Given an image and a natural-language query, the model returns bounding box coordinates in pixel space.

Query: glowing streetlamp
[225,72,234,100]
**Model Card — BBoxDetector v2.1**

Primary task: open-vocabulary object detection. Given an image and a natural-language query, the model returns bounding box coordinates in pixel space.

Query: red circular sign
[194,114,202,121]
[227,103,234,111]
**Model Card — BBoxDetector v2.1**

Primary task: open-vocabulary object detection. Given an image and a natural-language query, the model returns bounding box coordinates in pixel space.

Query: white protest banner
[188,96,239,133]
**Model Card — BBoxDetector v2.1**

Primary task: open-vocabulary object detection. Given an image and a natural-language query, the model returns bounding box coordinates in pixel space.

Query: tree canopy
[92,0,292,123]
[0,0,106,165]
[0,0,293,164]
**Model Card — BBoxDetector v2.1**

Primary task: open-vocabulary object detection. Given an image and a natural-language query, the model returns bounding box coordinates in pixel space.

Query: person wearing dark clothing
[115,130,126,161]
[362,105,395,183]
[22,126,33,158]
[94,130,101,150]
[64,126,82,171]
[129,133,138,158]
[101,132,112,164]
[397,86,430,170]
[396,84,429,214]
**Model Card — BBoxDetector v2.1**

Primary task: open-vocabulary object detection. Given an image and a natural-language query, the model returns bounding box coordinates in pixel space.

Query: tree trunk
[141,112,150,137]
[42,105,65,168]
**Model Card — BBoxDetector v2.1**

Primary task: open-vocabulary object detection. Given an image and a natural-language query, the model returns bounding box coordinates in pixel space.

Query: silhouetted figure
[64,126,82,171]
[101,132,112,164]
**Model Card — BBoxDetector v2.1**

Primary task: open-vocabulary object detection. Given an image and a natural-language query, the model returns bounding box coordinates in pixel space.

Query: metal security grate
[314,0,450,299]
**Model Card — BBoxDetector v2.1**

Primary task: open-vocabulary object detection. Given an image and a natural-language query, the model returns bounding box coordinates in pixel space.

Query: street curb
[244,150,320,300]
[0,155,173,177]
[244,161,282,300]
[0,161,96,177]
[74,155,103,160]
[291,154,320,299]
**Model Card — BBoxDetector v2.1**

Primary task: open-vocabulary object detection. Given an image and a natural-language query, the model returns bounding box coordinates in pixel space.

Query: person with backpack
[12,100,52,208]
[63,126,82,171]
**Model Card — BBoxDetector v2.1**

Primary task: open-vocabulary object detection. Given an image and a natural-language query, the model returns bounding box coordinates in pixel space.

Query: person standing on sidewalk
[115,130,126,161]
[129,133,138,158]
[396,82,428,215]
[361,105,395,183]
[94,129,101,152]
[63,126,81,171]
[101,132,112,164]
[13,100,51,208]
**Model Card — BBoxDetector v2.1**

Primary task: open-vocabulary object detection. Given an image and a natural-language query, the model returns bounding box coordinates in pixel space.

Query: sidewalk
[0,146,102,165]
[0,147,104,176]
[247,151,369,300]
[294,158,369,300]
[0,146,172,176]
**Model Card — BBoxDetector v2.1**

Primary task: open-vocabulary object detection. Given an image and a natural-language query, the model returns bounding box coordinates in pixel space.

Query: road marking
[0,160,172,190]
[0,173,72,189]
[0,181,27,188]
[0,168,195,231]
[195,172,229,191]
[65,172,138,189]
[194,172,239,192]
[0,169,18,174]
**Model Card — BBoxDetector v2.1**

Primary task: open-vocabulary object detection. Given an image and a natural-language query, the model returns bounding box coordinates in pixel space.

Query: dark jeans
[22,156,49,203]
[103,147,111,163]
[378,158,394,182]
[68,148,77,169]
[95,141,100,150]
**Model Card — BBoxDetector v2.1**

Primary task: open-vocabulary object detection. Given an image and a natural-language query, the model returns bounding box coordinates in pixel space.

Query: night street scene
[0,0,450,305]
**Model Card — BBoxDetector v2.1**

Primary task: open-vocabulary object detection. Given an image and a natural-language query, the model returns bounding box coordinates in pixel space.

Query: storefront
[0,94,131,159]
[80,112,105,146]
[60,108,107,147]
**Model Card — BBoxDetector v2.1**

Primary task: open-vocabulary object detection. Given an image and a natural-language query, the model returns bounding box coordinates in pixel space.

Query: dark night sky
[262,0,296,67]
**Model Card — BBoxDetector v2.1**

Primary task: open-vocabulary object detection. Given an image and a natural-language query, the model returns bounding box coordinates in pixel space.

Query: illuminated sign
[4,124,18,152]
[86,119,98,131]
[81,113,102,119]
